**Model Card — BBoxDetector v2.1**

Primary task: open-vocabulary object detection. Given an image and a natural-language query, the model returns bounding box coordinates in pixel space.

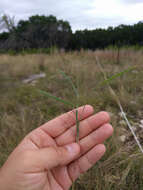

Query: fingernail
[65,143,80,155]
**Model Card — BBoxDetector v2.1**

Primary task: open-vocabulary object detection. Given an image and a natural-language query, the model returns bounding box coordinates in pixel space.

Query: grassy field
[0,49,143,189]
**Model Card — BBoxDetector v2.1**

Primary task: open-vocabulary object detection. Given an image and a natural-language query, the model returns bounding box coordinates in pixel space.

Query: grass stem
[95,56,143,154]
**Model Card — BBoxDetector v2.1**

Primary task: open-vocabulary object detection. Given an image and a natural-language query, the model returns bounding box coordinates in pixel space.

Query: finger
[79,124,113,156]
[56,111,110,146]
[28,143,80,171]
[68,144,106,182]
[40,105,94,138]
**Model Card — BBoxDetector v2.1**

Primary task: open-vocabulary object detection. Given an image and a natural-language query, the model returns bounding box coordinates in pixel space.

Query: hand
[0,105,113,190]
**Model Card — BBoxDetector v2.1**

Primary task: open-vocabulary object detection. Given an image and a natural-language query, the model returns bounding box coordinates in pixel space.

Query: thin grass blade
[95,56,143,153]
[59,70,79,98]
[101,67,136,86]
[38,89,74,107]
[76,109,80,142]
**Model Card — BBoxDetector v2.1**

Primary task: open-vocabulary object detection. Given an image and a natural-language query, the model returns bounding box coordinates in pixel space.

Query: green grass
[0,49,143,189]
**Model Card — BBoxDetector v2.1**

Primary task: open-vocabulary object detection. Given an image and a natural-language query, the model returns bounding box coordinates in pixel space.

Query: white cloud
[120,0,143,4]
[0,0,143,31]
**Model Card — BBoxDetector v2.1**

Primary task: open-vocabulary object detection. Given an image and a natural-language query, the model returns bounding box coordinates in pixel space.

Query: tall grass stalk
[38,70,81,143]
[95,56,143,153]
[38,70,81,190]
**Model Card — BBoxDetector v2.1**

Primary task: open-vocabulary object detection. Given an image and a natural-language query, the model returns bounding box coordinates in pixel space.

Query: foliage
[1,14,143,52]
[0,14,72,51]
[70,23,143,50]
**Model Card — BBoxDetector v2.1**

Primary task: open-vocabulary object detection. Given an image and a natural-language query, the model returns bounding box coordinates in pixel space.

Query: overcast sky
[0,0,143,31]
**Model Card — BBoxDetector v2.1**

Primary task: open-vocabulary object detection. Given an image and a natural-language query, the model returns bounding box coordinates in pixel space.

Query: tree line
[0,14,143,52]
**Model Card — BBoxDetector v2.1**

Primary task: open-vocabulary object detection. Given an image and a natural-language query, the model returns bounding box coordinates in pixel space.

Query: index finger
[40,105,94,138]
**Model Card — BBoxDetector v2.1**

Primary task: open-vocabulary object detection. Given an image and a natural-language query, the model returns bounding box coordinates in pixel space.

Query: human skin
[0,105,113,190]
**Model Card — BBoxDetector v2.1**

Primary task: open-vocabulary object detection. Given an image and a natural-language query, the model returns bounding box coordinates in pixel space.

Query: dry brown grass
[0,49,143,189]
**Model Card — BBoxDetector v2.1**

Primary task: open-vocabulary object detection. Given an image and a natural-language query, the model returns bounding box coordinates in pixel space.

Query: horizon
[0,13,142,34]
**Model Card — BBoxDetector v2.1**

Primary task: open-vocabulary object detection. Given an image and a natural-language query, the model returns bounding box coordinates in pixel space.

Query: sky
[0,0,143,32]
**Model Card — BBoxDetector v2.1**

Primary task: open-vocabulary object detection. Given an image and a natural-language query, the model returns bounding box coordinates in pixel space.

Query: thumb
[32,143,80,170]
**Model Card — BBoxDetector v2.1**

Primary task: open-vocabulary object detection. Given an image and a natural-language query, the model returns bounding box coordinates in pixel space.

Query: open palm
[0,105,113,190]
